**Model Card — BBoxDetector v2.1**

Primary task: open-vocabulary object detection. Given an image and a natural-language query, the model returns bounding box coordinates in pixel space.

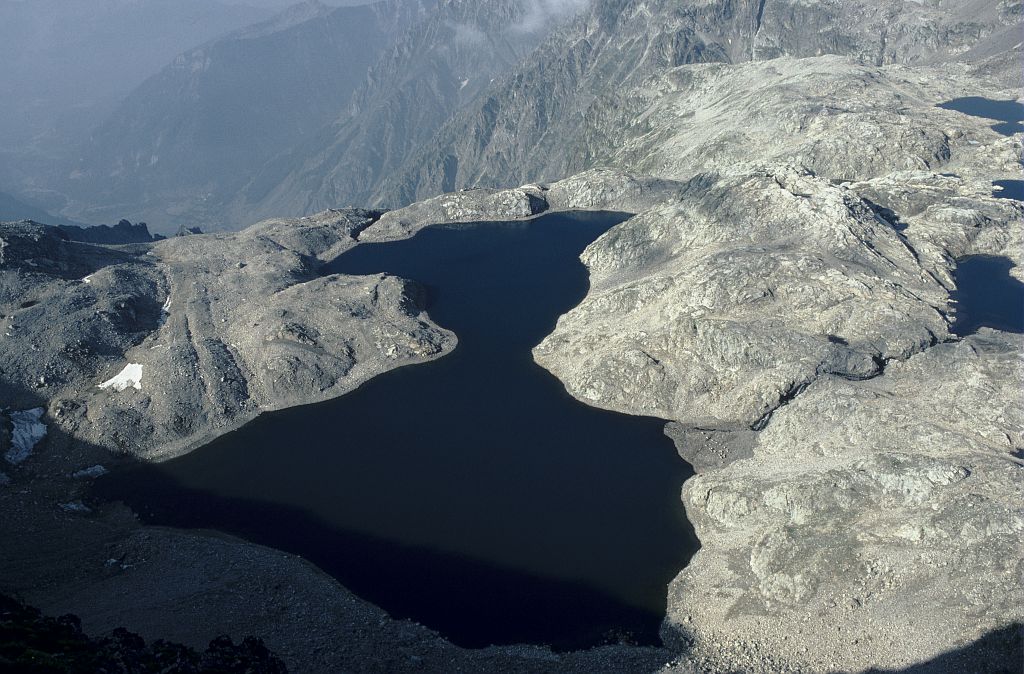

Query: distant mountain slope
[30,0,1021,231]
[63,0,435,233]
[0,0,271,154]
[222,0,562,225]
[0,190,86,227]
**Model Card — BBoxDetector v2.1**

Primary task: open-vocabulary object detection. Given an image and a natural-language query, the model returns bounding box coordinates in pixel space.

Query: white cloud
[452,22,487,45]
[451,0,590,42]
[513,0,590,34]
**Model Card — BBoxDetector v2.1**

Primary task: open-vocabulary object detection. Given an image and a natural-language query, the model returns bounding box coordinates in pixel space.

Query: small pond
[992,179,1023,202]
[951,255,1024,336]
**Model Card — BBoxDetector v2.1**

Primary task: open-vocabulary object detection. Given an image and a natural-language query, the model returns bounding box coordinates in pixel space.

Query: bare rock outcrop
[0,210,454,461]
[853,170,1024,280]
[361,187,548,242]
[543,169,686,214]
[360,170,688,243]
[563,54,1022,191]
[534,166,951,428]
[524,66,1022,664]
[666,330,1024,671]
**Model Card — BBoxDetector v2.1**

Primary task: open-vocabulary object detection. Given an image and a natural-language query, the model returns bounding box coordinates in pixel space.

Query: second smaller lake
[938,97,1024,136]
[951,255,1024,336]
[992,180,1023,202]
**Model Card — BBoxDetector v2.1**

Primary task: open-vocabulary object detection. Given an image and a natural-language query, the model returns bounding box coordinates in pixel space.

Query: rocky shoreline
[2,49,1022,673]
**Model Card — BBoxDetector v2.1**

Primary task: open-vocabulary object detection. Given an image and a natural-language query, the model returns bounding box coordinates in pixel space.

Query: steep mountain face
[373,0,1022,203]
[62,0,435,234]
[0,0,270,155]
[16,0,1021,231]
[229,0,561,225]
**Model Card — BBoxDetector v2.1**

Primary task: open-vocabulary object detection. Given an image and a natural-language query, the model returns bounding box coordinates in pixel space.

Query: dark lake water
[95,212,698,650]
[951,255,1024,336]
[992,179,1024,202]
[937,97,1024,135]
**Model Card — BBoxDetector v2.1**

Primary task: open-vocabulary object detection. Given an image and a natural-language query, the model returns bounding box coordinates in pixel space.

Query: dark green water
[95,212,698,650]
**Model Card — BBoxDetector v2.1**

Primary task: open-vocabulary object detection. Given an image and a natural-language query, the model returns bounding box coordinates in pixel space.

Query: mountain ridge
[57,0,436,234]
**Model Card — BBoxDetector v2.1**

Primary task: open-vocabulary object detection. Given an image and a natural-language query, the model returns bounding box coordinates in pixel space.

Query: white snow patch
[5,408,47,465]
[459,78,469,90]
[82,274,93,284]
[59,501,91,513]
[72,465,108,479]
[98,363,144,391]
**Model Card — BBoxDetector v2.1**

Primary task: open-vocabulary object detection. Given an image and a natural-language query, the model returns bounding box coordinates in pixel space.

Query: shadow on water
[951,255,1024,336]
[94,211,699,651]
[93,461,665,651]
[937,97,1024,136]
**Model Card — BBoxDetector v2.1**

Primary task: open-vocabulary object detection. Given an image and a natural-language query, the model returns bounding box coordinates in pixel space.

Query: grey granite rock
[665,330,1024,671]
[559,53,1022,191]
[359,170,687,243]
[524,136,1021,670]
[853,170,1024,282]
[534,166,951,429]
[0,210,454,461]
[543,169,686,214]
[376,0,1020,206]
[2,10,1021,671]
[361,186,548,243]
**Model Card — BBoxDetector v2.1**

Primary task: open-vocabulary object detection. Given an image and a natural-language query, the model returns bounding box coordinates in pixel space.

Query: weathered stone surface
[517,51,1023,666]
[362,187,547,242]
[1,5,1021,671]
[665,330,1024,671]
[534,166,951,428]
[544,169,686,214]
[377,1,1020,205]
[853,170,1024,281]
[560,53,1022,190]
[0,210,454,461]
[664,424,755,474]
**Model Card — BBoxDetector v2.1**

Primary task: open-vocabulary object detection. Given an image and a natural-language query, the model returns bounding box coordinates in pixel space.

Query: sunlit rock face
[0,212,454,461]
[535,167,951,428]
[666,330,1024,672]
